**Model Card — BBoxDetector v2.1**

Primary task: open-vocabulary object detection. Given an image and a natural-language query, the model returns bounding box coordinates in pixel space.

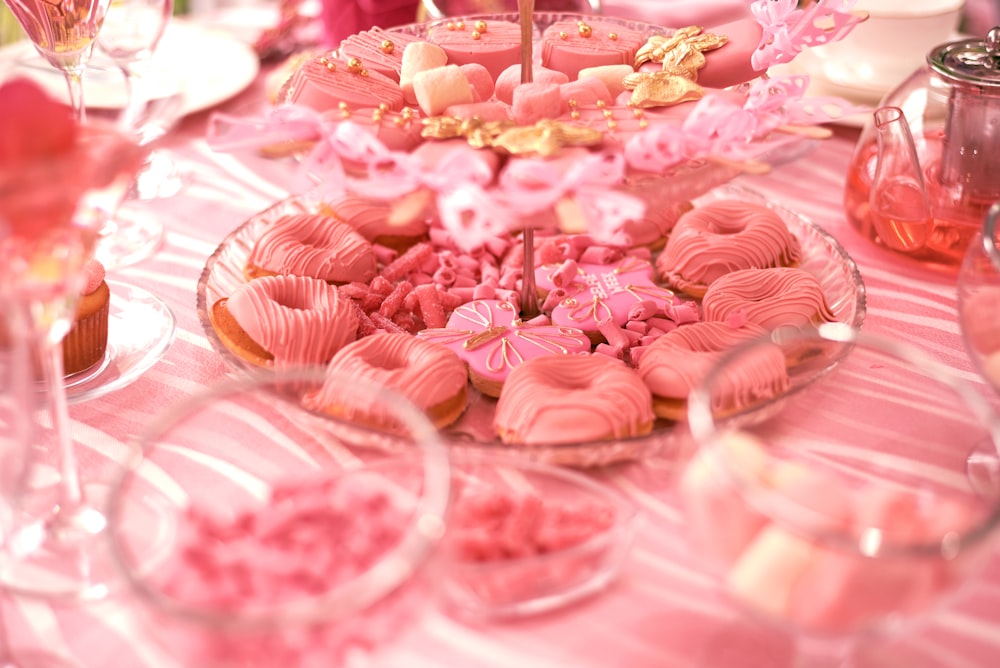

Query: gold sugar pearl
[638,118,649,129]
[474,20,487,33]
[380,40,395,54]
[472,31,481,40]
[401,107,415,120]
[609,32,618,41]
[559,31,568,40]
[338,101,350,117]
[456,21,465,30]
[446,21,456,30]
[378,103,389,112]
[372,108,384,122]
[578,23,592,38]
[596,100,606,108]
[568,99,578,109]
[607,120,618,130]
[571,110,581,120]
[347,57,365,74]
[319,57,336,72]
[602,109,613,119]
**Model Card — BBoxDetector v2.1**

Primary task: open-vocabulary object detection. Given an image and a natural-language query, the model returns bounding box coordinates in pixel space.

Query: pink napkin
[320,0,421,47]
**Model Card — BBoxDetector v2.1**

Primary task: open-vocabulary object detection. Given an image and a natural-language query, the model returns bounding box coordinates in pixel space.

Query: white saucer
[0,19,259,117]
[65,281,176,404]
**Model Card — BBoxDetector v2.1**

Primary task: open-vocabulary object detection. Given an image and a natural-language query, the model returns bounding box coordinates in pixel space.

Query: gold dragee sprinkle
[380,40,394,54]
[347,57,365,75]
[578,23,592,38]
[446,21,456,30]
[474,20,487,33]
[609,32,618,41]
[378,103,389,112]
[319,57,336,72]
[456,21,465,30]
[473,31,481,40]
[559,31,568,40]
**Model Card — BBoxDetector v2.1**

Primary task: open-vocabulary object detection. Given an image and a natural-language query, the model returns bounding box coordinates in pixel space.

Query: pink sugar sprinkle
[537,240,569,265]
[410,271,434,286]
[524,314,550,327]
[595,343,624,360]
[369,275,394,296]
[392,310,420,333]
[627,300,658,321]
[473,283,496,300]
[627,246,652,261]
[541,288,567,312]
[665,301,701,325]
[339,282,372,300]
[370,311,408,334]
[479,262,500,283]
[372,244,398,266]
[484,236,510,259]
[549,259,579,289]
[453,275,477,288]
[629,345,647,366]
[578,245,624,265]
[598,320,631,350]
[625,320,648,335]
[498,267,521,291]
[382,242,433,281]
[433,267,457,286]
[436,287,465,310]
[414,284,446,328]
[640,333,662,345]
[378,280,413,318]
[647,317,679,334]
[450,286,475,302]
[494,289,520,310]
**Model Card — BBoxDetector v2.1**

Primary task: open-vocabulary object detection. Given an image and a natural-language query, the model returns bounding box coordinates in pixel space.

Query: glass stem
[40,342,83,518]
[62,66,86,123]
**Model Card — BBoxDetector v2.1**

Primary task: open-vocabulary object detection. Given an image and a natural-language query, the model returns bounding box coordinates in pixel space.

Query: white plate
[0,19,259,117]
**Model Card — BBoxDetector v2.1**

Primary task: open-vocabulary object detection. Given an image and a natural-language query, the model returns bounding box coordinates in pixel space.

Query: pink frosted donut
[417,299,591,398]
[318,193,429,251]
[494,354,654,445]
[701,267,837,330]
[637,320,782,420]
[246,213,378,285]
[657,199,802,298]
[305,332,468,429]
[212,275,358,368]
[540,19,645,80]
[428,19,523,82]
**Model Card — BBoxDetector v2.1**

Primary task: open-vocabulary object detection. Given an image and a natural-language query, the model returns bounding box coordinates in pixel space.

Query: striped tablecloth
[6,46,1000,668]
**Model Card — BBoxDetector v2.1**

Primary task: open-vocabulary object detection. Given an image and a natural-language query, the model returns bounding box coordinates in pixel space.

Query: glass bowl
[106,367,450,666]
[680,323,1000,661]
[958,201,1000,393]
[432,452,638,620]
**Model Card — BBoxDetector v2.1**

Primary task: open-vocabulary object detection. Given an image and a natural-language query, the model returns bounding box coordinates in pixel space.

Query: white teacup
[804,0,966,93]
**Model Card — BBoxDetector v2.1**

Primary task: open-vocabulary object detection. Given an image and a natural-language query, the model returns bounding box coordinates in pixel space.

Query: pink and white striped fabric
[9,45,1000,668]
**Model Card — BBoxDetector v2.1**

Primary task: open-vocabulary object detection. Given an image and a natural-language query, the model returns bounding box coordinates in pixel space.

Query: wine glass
[92,0,183,268]
[681,323,1000,667]
[106,366,451,666]
[2,0,110,121]
[0,77,146,602]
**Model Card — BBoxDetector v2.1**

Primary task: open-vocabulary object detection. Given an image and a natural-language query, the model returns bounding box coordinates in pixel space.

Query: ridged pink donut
[305,332,468,429]
[656,200,802,298]
[217,274,358,367]
[246,213,378,285]
[701,267,836,330]
[637,320,783,420]
[494,354,654,445]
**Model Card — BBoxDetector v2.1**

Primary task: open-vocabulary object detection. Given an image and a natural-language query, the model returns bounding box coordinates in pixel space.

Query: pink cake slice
[540,19,645,80]
[428,19,523,82]
[338,27,423,82]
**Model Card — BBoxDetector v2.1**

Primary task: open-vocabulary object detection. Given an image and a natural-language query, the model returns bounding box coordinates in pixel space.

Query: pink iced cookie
[495,64,569,105]
[540,19,645,80]
[282,55,405,113]
[417,299,590,398]
[338,27,422,81]
[535,255,687,337]
[413,65,474,116]
[512,82,561,126]
[427,19,522,81]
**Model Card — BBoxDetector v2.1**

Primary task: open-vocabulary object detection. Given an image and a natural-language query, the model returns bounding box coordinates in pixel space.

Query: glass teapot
[845,28,1000,271]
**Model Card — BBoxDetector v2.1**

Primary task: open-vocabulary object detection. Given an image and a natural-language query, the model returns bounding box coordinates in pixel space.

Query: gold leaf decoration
[622,71,704,109]
[634,26,729,80]
[492,119,604,158]
[421,116,516,148]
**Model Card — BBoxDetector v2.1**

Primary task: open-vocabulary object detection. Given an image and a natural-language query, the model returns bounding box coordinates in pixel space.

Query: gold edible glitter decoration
[474,20,487,33]
[338,101,350,118]
[422,116,602,157]
[623,71,704,109]
[634,26,729,80]
[380,40,395,54]
[578,23,592,38]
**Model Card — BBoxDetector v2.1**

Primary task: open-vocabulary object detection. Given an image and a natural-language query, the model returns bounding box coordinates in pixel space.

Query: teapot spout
[869,106,933,253]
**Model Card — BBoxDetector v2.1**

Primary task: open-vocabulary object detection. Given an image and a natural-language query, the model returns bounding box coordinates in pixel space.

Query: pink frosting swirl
[82,259,106,295]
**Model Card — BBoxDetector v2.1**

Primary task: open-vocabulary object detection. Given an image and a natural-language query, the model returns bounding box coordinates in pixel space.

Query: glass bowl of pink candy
[106,368,451,667]
[681,323,1000,652]
[432,452,639,620]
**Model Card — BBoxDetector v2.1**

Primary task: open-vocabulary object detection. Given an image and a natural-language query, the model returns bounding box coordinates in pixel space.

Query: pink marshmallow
[413,65,474,117]
[726,524,816,620]
[578,64,634,99]
[400,41,448,105]
[459,62,495,102]
[495,63,569,105]
[513,82,562,126]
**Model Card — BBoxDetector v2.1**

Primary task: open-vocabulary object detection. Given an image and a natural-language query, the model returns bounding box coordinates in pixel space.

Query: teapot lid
[930,27,1000,88]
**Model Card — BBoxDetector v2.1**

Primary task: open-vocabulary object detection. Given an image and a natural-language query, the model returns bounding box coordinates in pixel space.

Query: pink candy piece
[512,82,562,126]
[495,64,569,105]
[459,63,496,102]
